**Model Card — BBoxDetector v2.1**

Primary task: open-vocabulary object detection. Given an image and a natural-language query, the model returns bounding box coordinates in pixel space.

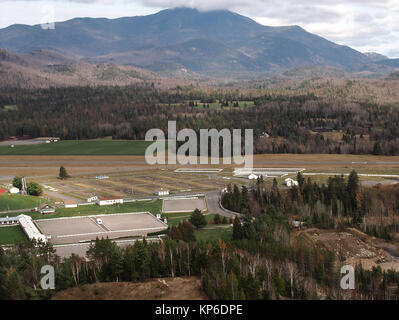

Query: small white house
[248,174,259,180]
[155,189,170,196]
[9,187,20,194]
[87,196,98,203]
[97,197,124,206]
[285,178,299,188]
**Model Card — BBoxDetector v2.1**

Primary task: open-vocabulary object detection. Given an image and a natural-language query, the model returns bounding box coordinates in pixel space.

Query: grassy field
[0,140,162,156]
[0,195,45,211]
[195,227,233,242]
[0,226,27,245]
[164,211,232,241]
[165,212,220,227]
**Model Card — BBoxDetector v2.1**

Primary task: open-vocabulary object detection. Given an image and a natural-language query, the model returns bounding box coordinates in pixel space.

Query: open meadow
[0,140,159,156]
[0,194,46,211]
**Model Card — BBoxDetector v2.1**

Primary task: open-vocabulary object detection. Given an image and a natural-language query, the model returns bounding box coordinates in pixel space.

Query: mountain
[364,52,388,62]
[0,7,382,77]
[374,58,399,68]
[0,48,157,88]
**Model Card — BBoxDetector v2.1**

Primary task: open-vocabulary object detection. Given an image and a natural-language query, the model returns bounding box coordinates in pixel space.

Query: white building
[63,200,78,208]
[97,197,124,206]
[155,189,170,196]
[18,214,47,244]
[285,178,299,188]
[9,187,20,194]
[0,216,20,225]
[87,196,98,203]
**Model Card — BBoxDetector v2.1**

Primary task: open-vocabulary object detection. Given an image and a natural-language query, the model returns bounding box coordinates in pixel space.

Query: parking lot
[35,212,168,244]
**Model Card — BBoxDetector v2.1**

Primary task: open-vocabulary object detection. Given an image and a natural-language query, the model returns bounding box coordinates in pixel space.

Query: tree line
[1,85,399,155]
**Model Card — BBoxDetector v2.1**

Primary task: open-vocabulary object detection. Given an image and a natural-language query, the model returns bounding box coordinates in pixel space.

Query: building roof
[18,214,47,243]
[0,216,20,223]
[38,203,55,210]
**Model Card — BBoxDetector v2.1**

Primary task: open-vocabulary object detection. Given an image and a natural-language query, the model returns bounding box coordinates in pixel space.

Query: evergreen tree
[232,217,244,240]
[373,142,383,155]
[189,209,207,229]
[59,166,70,180]
[214,214,221,225]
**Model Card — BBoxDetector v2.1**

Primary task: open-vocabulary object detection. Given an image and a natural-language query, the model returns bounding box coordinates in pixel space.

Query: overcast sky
[0,0,398,57]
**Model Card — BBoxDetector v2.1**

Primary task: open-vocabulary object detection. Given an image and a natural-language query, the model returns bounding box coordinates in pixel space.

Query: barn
[37,203,56,215]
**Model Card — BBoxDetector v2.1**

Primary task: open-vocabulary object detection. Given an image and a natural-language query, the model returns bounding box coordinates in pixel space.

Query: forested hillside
[1,83,399,155]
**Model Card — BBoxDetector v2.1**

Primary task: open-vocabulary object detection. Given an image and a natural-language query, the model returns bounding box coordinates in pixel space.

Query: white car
[96,218,103,225]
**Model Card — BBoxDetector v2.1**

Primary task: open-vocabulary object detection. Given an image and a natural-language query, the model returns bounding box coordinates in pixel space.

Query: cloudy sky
[0,0,398,57]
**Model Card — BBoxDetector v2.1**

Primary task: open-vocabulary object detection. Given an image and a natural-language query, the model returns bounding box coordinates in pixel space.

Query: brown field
[1,154,398,202]
[1,153,399,178]
[52,277,207,300]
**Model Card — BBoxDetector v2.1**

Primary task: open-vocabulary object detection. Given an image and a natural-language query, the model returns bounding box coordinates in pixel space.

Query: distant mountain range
[0,8,398,80]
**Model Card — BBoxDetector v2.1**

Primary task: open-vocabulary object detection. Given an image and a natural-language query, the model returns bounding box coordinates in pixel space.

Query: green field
[165,211,232,241]
[0,195,45,211]
[195,227,233,242]
[0,226,27,245]
[0,140,162,155]
[0,199,163,220]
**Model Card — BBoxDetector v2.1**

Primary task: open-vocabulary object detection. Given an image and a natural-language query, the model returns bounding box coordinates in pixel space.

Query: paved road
[128,190,237,218]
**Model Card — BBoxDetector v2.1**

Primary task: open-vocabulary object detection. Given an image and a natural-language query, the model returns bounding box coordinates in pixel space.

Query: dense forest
[222,171,399,239]
[1,84,399,155]
[1,221,398,300]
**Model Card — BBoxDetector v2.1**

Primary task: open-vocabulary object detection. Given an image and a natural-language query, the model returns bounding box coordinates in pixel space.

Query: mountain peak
[0,8,371,77]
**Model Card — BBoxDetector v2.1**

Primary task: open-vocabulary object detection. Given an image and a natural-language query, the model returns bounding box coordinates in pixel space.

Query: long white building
[18,215,47,244]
